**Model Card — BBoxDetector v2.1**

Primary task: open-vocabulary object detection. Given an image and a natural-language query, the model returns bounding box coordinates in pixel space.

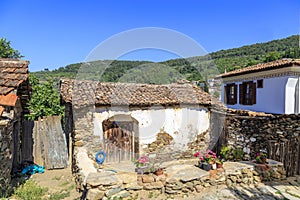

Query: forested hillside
[33,35,300,83]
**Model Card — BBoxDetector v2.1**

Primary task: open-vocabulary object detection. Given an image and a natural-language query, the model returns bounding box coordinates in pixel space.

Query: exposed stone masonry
[84,160,285,200]
[218,111,300,176]
[0,119,13,194]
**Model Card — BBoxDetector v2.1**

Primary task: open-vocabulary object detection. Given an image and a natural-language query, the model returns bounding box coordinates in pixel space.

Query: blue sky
[1,0,299,71]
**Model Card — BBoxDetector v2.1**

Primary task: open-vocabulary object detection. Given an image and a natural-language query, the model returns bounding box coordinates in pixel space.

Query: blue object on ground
[95,151,106,164]
[21,165,45,175]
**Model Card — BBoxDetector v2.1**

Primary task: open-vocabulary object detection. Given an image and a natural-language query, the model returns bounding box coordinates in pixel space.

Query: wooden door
[103,120,137,163]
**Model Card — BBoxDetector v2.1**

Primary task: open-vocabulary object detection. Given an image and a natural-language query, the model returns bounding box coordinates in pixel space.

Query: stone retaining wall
[84,160,285,200]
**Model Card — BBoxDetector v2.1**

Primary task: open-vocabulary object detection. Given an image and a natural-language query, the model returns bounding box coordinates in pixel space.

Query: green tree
[0,38,22,58]
[264,51,281,62]
[25,75,64,121]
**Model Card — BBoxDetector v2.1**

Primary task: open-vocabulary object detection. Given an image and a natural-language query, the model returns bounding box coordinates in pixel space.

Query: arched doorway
[102,115,139,163]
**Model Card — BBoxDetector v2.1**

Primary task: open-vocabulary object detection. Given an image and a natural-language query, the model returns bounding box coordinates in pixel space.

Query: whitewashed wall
[93,106,209,151]
[221,76,299,114]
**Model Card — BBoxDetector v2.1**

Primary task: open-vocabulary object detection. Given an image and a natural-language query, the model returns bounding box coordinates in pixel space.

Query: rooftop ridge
[219,58,300,78]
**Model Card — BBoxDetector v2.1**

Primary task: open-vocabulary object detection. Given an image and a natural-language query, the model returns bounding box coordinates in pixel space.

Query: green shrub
[220,145,233,161]
[233,148,244,161]
[14,180,48,200]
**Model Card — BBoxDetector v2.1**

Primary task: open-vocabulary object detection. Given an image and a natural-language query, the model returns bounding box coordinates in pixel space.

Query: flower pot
[203,163,211,171]
[216,163,223,169]
[155,169,163,176]
[261,157,267,164]
[198,161,204,169]
[211,163,217,170]
[135,166,147,174]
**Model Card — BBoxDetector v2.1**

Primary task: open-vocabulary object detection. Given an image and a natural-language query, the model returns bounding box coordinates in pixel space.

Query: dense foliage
[0,38,22,58]
[25,75,64,120]
[32,35,300,83]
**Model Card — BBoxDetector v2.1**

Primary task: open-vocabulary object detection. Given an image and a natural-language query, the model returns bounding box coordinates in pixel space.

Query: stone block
[195,185,203,193]
[106,187,122,197]
[144,181,164,190]
[111,191,131,199]
[253,176,261,182]
[86,188,104,200]
[86,172,121,187]
[142,175,154,183]
[75,140,84,147]
[125,183,143,190]
[273,172,281,179]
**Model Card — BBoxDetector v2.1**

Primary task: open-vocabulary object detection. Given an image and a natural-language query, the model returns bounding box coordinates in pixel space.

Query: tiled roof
[0,58,29,95]
[219,58,300,78]
[60,79,215,108]
[0,58,29,119]
[0,93,18,106]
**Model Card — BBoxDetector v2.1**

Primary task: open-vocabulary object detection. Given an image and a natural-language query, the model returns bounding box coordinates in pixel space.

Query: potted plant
[133,155,149,174]
[215,158,223,168]
[194,150,217,171]
[256,150,267,164]
[194,152,203,168]
[155,167,163,176]
[210,159,217,170]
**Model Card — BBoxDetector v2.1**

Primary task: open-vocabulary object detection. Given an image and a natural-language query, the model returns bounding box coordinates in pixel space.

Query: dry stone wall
[71,106,103,190]
[219,111,300,176]
[0,120,13,194]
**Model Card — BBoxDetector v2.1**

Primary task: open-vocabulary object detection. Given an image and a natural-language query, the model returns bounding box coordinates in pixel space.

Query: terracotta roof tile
[0,106,3,116]
[219,58,300,78]
[0,58,29,95]
[0,87,14,94]
[60,79,215,108]
[0,93,18,106]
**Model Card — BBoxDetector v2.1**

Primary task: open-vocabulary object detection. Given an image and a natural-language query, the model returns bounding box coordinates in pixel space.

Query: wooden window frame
[257,79,263,88]
[225,83,237,105]
[239,81,256,105]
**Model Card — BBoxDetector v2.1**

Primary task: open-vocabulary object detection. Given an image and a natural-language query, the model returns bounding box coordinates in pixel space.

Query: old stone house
[219,58,300,114]
[60,79,221,168]
[0,58,30,190]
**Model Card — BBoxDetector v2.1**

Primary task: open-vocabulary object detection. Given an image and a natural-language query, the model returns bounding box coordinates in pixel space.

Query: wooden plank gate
[30,116,68,169]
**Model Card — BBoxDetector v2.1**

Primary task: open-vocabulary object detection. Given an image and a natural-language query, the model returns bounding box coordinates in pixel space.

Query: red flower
[194,152,200,157]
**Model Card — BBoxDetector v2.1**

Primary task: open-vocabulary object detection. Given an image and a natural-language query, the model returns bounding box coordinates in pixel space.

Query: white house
[218,58,300,114]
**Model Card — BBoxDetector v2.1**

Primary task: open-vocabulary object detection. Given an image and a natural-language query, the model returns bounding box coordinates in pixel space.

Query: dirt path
[31,167,81,200]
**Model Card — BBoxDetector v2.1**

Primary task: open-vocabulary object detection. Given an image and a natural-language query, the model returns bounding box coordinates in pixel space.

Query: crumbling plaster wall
[93,105,210,152]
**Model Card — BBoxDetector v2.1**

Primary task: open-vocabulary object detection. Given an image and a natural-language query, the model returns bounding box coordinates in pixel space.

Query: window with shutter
[240,81,257,105]
[224,83,237,105]
[251,82,256,104]
[239,84,244,104]
[234,84,237,104]
[257,79,263,88]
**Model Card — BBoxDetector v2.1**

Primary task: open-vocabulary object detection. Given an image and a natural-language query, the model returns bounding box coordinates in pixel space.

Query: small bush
[233,148,244,161]
[14,180,48,200]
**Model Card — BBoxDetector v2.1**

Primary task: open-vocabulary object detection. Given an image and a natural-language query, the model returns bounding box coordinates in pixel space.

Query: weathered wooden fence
[22,116,68,169]
[268,138,300,177]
